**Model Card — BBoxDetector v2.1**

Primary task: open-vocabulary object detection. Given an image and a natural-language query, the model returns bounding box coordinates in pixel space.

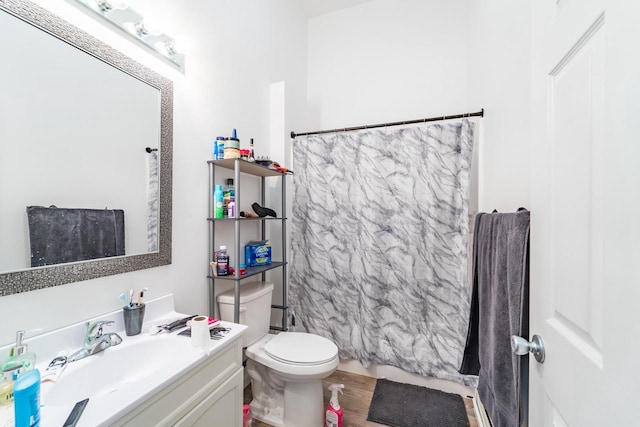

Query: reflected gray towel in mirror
[27,206,125,267]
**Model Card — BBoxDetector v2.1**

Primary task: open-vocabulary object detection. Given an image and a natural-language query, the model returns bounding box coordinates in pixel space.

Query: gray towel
[27,206,125,267]
[460,209,530,427]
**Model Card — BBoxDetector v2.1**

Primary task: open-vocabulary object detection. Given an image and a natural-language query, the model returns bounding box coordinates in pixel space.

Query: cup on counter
[123,303,146,336]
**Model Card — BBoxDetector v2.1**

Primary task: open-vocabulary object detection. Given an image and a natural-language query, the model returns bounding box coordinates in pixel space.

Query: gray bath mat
[367,379,470,427]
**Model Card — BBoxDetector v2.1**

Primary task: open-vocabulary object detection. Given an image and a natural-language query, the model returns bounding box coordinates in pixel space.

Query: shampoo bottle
[214,136,225,160]
[214,184,224,219]
[325,383,344,427]
[248,138,255,162]
[13,369,40,427]
[223,179,235,216]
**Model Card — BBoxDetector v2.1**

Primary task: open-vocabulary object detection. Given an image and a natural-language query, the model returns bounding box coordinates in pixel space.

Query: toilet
[217,281,339,427]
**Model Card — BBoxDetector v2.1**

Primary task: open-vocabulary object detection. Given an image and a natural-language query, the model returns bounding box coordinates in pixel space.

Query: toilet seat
[246,333,339,380]
[264,332,338,366]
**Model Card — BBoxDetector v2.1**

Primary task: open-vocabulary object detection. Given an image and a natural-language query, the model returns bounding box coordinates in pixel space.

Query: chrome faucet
[68,320,123,362]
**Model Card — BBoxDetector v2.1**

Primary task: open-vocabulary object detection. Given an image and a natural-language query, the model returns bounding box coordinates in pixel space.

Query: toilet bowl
[246,333,339,427]
[217,282,339,427]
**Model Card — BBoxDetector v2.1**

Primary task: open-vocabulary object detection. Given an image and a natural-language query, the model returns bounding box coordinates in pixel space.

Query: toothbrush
[129,289,134,305]
[138,287,149,306]
[119,293,131,308]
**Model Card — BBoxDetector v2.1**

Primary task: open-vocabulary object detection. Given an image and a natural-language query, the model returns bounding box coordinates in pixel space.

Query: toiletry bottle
[214,136,224,160]
[0,373,14,406]
[216,246,229,276]
[13,368,40,427]
[214,184,224,219]
[0,330,35,427]
[0,372,16,427]
[325,384,344,427]
[248,138,255,162]
[223,179,235,216]
[217,138,226,160]
[228,201,236,218]
[1,331,36,377]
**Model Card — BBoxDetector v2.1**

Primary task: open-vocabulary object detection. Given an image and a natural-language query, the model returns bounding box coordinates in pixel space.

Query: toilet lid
[265,332,338,365]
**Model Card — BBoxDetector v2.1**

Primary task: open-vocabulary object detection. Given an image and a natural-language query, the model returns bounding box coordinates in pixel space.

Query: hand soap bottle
[1,331,36,376]
[0,331,36,427]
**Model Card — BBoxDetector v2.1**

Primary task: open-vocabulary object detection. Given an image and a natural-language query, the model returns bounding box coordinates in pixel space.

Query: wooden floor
[243,370,478,427]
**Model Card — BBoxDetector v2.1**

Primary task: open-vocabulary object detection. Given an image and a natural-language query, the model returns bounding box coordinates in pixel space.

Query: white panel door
[529,0,640,425]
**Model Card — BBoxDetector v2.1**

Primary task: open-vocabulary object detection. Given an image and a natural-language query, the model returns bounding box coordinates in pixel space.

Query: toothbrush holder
[123,303,146,336]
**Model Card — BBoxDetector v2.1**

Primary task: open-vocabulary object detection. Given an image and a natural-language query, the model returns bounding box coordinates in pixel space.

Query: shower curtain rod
[290,108,484,139]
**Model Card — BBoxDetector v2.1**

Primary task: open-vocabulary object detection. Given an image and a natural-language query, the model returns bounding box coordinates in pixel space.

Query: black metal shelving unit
[207,159,288,331]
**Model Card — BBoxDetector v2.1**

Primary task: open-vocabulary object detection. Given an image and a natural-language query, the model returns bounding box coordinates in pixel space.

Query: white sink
[42,334,199,407]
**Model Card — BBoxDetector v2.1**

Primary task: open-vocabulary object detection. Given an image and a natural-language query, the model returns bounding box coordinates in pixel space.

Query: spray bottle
[325,383,344,427]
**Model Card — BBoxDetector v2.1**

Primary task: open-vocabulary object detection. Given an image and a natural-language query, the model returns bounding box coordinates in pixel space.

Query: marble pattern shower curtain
[290,119,475,384]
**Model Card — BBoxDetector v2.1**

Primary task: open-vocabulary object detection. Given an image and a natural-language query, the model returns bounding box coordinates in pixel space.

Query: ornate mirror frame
[0,0,172,296]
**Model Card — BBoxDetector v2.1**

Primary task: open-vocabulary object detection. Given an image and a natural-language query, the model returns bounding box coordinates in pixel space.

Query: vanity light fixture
[95,0,128,13]
[73,0,186,70]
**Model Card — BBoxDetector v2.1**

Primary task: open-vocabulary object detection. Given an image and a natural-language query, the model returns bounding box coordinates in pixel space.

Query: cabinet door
[173,368,244,427]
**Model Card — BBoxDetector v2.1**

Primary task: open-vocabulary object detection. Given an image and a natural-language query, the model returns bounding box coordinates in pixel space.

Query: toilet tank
[217,281,274,347]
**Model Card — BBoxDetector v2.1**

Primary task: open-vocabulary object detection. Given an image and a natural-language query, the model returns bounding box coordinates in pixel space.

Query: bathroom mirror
[0,0,173,295]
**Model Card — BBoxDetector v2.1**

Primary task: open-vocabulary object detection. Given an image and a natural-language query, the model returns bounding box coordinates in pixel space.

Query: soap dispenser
[0,331,36,427]
[2,331,36,377]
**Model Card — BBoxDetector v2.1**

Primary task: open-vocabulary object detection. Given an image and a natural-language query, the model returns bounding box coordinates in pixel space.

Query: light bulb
[172,36,191,54]
[95,0,128,12]
[154,41,173,55]
[141,17,162,36]
[108,0,128,9]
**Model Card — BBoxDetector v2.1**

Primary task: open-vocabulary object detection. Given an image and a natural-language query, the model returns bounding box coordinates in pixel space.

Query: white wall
[307,0,470,130]
[468,0,532,212]
[0,0,308,346]
[305,0,531,212]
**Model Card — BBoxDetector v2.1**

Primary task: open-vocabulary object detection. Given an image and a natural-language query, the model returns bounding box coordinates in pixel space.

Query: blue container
[245,240,272,267]
[14,369,40,427]
[216,138,226,160]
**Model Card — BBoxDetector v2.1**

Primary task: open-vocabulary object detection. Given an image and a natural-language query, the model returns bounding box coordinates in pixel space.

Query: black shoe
[252,203,277,218]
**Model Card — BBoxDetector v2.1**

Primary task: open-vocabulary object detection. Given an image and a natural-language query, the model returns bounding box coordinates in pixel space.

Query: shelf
[207,261,287,281]
[207,217,287,222]
[207,159,284,177]
[208,158,288,329]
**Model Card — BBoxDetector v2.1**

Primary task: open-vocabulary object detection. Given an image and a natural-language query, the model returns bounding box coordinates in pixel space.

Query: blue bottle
[13,368,40,427]
[214,136,225,160]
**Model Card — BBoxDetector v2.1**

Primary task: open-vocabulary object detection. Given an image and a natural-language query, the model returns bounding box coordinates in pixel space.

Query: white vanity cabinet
[21,296,247,427]
[110,334,244,427]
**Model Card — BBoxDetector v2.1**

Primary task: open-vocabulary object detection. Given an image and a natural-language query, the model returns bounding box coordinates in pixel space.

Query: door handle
[511,334,545,363]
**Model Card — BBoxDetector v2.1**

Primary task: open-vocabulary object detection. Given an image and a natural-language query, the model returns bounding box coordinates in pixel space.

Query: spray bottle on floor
[325,383,344,427]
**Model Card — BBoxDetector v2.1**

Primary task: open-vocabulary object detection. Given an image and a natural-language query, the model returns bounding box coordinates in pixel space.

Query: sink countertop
[1,294,246,427]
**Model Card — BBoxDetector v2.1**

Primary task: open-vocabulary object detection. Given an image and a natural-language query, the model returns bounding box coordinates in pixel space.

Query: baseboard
[473,388,492,427]
[337,359,474,397]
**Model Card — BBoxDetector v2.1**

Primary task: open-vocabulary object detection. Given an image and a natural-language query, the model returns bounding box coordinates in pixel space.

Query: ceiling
[300,0,374,18]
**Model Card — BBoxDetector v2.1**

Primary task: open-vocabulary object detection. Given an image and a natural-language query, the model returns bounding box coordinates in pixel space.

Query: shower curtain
[290,119,475,384]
